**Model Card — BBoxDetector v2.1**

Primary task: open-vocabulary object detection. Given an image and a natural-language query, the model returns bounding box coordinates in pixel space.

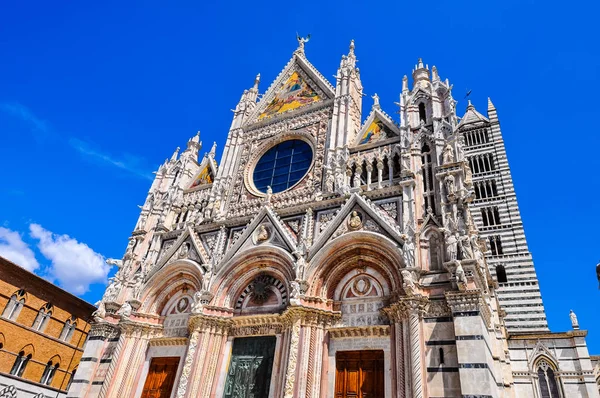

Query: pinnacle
[487,97,496,110]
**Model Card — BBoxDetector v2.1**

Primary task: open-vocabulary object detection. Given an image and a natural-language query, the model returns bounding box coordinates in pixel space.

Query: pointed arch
[422,226,444,271]
[2,289,26,320]
[306,231,404,300]
[533,356,562,398]
[212,246,295,309]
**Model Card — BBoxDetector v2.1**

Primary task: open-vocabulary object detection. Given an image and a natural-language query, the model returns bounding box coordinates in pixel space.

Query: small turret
[412,58,430,87]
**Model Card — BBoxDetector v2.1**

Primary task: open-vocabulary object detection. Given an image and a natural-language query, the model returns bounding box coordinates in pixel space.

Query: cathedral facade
[70,41,600,398]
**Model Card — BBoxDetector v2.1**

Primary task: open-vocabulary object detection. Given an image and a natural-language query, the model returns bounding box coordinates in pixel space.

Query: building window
[536,359,561,398]
[418,103,427,123]
[467,153,495,174]
[60,318,77,342]
[252,139,313,194]
[496,265,508,283]
[475,179,498,199]
[32,304,53,332]
[10,351,31,377]
[481,207,501,226]
[489,235,503,255]
[439,348,445,365]
[421,143,436,214]
[2,290,25,321]
[463,128,490,147]
[40,361,59,386]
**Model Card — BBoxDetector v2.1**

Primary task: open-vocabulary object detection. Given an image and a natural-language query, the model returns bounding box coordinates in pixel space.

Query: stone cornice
[445,289,491,327]
[328,325,390,339]
[508,330,588,340]
[149,337,189,346]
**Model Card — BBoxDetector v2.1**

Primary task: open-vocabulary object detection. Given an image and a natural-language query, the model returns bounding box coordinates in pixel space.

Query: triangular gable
[308,193,404,261]
[458,102,490,128]
[147,226,207,280]
[249,54,335,123]
[188,155,217,189]
[218,206,299,266]
[354,108,401,147]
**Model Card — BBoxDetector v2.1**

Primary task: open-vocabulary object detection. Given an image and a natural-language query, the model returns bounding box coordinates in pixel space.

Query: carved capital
[445,289,491,327]
[188,314,233,334]
[383,295,428,322]
[280,306,340,328]
[88,322,120,340]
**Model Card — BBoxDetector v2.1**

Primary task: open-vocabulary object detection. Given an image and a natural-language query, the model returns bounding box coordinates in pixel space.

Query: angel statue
[296,33,311,52]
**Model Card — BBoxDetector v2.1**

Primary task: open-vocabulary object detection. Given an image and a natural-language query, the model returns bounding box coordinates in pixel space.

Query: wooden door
[140,357,180,398]
[335,351,384,398]
[223,336,276,398]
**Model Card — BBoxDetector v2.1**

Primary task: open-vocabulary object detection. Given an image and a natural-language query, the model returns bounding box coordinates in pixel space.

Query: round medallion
[176,297,189,313]
[252,139,312,194]
[353,276,372,296]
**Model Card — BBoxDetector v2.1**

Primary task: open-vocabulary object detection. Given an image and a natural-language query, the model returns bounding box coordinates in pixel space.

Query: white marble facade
[68,40,600,398]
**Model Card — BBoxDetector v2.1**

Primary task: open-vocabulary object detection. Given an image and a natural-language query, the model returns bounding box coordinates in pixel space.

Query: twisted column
[408,309,423,398]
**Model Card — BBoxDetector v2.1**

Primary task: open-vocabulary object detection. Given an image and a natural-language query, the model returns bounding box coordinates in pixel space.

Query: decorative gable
[354,108,400,147]
[259,72,320,120]
[188,156,217,189]
[249,53,335,123]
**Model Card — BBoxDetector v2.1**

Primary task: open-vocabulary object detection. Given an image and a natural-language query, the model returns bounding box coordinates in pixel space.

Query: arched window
[496,265,508,283]
[10,351,31,377]
[2,290,25,321]
[32,304,53,332]
[536,359,561,398]
[418,103,427,123]
[421,143,436,214]
[40,360,59,385]
[59,317,77,342]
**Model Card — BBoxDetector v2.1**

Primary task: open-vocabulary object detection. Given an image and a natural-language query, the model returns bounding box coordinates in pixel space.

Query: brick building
[0,255,96,398]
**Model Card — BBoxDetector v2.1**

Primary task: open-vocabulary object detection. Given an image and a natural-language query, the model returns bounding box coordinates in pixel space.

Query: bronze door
[335,350,384,398]
[223,336,276,398]
[140,357,180,398]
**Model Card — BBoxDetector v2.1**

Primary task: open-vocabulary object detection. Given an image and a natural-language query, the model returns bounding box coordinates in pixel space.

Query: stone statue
[444,174,455,197]
[290,280,302,305]
[400,234,415,267]
[256,225,269,242]
[117,301,132,318]
[401,153,411,172]
[92,301,106,322]
[131,273,144,300]
[106,258,123,268]
[455,262,467,287]
[457,135,466,161]
[372,93,380,108]
[191,291,204,313]
[443,229,458,262]
[442,143,455,164]
[294,256,306,280]
[401,269,415,289]
[459,235,474,259]
[348,211,362,230]
[296,33,311,52]
[464,163,473,187]
[570,310,579,329]
[178,243,189,259]
[202,267,213,292]
[325,169,335,192]
[596,262,600,289]
[103,277,122,302]
[265,186,273,204]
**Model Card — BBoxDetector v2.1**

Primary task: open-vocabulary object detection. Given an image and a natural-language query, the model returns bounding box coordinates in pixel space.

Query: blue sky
[1,1,599,351]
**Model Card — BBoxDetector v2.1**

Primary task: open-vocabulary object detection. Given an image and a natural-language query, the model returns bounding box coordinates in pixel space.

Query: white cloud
[29,224,111,295]
[0,102,48,133]
[68,138,153,181]
[0,227,40,272]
